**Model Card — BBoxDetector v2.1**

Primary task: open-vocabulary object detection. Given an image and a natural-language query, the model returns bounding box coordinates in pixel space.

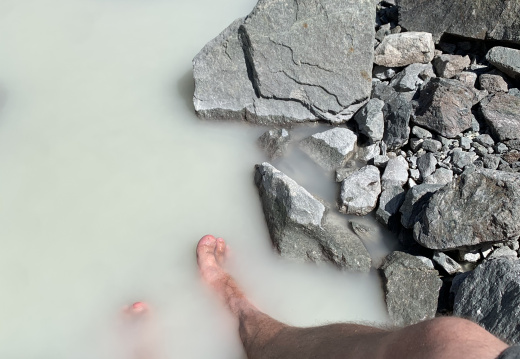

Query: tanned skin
[196,234,510,359]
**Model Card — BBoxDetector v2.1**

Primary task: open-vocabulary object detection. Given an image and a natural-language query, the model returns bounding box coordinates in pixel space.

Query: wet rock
[300,128,357,171]
[193,18,316,124]
[381,156,409,190]
[413,169,520,250]
[400,183,443,229]
[254,162,371,271]
[454,258,520,344]
[376,185,406,229]
[240,0,376,121]
[374,32,435,68]
[380,251,442,326]
[432,251,462,275]
[486,47,520,81]
[389,63,434,92]
[432,54,471,79]
[479,73,509,94]
[339,165,381,216]
[397,0,520,45]
[258,128,290,159]
[417,152,437,179]
[480,93,520,142]
[413,78,475,138]
[353,98,385,143]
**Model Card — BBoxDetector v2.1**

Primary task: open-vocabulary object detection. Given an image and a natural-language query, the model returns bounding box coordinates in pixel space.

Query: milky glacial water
[0,1,394,358]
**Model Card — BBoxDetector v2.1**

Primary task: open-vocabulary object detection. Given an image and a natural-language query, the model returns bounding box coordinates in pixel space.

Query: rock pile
[193,0,520,342]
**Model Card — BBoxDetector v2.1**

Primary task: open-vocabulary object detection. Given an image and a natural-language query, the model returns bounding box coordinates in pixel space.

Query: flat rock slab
[193,18,316,124]
[374,32,435,67]
[339,165,381,216]
[480,93,520,142]
[414,168,520,251]
[255,162,371,271]
[240,0,375,119]
[413,78,475,138]
[454,258,520,345]
[486,47,520,81]
[397,0,520,45]
[380,251,442,326]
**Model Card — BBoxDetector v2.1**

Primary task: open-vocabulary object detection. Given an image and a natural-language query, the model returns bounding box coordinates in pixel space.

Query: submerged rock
[414,169,520,250]
[254,162,371,271]
[454,258,520,345]
[380,251,442,326]
[258,128,290,159]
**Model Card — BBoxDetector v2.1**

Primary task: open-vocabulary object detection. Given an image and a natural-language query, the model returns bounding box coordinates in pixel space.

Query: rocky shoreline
[193,0,520,344]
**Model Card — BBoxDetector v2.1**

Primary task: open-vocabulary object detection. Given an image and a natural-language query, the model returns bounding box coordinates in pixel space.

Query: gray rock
[454,258,520,344]
[240,0,376,120]
[424,167,453,186]
[339,165,381,216]
[412,126,433,139]
[400,183,443,229]
[459,136,472,150]
[380,251,442,326]
[193,18,316,124]
[381,156,409,190]
[354,98,385,143]
[373,154,390,168]
[488,246,518,259]
[357,143,380,163]
[414,169,520,250]
[421,139,442,153]
[258,128,290,159]
[480,93,520,142]
[432,251,462,275]
[409,138,423,152]
[373,65,397,81]
[417,152,437,179]
[414,78,475,138]
[456,71,478,88]
[374,32,435,67]
[482,154,500,170]
[510,88,520,98]
[335,161,358,182]
[389,63,433,92]
[300,128,357,170]
[376,185,406,228]
[474,134,495,148]
[397,0,520,45]
[254,162,371,271]
[432,54,471,79]
[479,73,509,94]
[451,148,478,169]
[486,47,520,81]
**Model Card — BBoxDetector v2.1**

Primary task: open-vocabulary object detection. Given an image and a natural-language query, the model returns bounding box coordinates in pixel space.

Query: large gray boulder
[397,0,520,45]
[240,0,375,122]
[486,46,520,81]
[255,162,371,271]
[480,93,520,142]
[454,258,520,344]
[380,251,442,326]
[413,78,475,139]
[193,18,316,124]
[414,169,520,250]
[338,165,381,216]
[299,128,357,170]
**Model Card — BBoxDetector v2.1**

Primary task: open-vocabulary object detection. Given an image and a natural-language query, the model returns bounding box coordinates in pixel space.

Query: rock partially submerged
[254,162,371,271]
[454,258,520,344]
[299,128,357,170]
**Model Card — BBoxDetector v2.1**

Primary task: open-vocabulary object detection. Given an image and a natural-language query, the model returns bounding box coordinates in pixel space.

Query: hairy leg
[196,235,509,359]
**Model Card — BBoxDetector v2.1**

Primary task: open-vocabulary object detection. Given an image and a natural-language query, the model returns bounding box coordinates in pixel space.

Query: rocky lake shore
[192,0,520,344]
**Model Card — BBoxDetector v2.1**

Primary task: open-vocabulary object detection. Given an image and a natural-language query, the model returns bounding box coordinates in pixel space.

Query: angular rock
[193,18,316,124]
[413,78,476,138]
[454,258,520,344]
[381,156,409,190]
[240,0,376,120]
[258,128,290,159]
[353,98,385,143]
[411,126,432,139]
[421,139,442,153]
[380,251,442,326]
[451,148,478,170]
[488,246,518,260]
[480,93,520,142]
[432,54,470,79]
[432,251,462,275]
[376,185,406,229]
[414,169,520,250]
[339,165,381,216]
[424,167,453,186]
[486,47,520,81]
[417,152,437,179]
[374,32,435,67]
[373,65,397,81]
[397,0,520,45]
[300,128,357,170]
[335,161,358,182]
[357,143,380,162]
[389,63,434,92]
[400,183,443,229]
[254,162,371,271]
[479,73,509,94]
[482,154,500,170]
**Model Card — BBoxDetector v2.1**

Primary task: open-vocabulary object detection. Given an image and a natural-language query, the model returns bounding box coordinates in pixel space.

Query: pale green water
[0,1,392,358]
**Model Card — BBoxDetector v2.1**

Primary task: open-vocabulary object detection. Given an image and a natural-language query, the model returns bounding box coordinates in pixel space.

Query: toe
[215,237,226,264]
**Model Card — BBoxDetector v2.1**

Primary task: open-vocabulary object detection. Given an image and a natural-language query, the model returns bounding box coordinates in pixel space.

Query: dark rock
[421,139,442,153]
[258,128,290,159]
[339,165,381,216]
[417,152,437,179]
[411,126,432,139]
[373,65,397,81]
[397,0,520,45]
[380,251,442,326]
[240,0,376,121]
[300,128,357,170]
[193,18,316,124]
[413,78,475,138]
[480,93,520,142]
[454,258,520,344]
[400,183,443,229]
[486,47,520,81]
[414,169,520,250]
[254,162,371,271]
